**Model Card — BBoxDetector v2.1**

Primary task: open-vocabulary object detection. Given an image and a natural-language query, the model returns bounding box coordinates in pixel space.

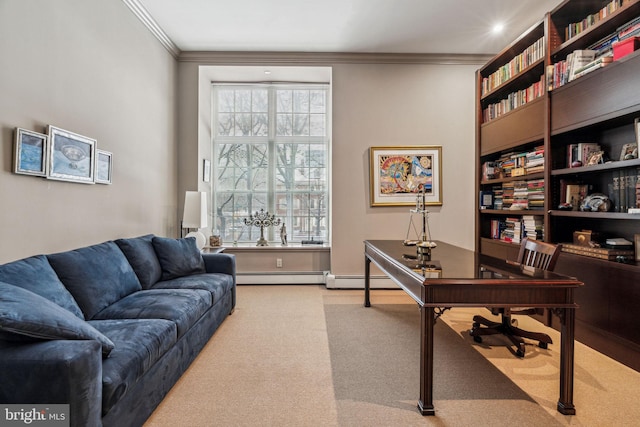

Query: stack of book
[481,37,545,95]
[527,179,545,210]
[501,182,514,209]
[525,146,544,173]
[482,74,545,122]
[500,217,523,244]
[561,243,633,260]
[522,215,544,240]
[512,180,529,210]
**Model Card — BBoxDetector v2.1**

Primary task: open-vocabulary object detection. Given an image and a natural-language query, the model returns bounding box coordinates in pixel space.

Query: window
[212,84,330,245]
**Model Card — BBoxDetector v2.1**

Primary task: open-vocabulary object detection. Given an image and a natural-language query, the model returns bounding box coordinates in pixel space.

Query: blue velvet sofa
[0,234,236,427]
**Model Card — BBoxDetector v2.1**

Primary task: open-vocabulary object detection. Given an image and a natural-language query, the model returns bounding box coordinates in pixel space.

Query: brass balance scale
[402,185,440,273]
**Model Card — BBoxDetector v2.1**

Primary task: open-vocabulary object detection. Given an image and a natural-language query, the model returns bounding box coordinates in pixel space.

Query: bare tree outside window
[212,84,329,244]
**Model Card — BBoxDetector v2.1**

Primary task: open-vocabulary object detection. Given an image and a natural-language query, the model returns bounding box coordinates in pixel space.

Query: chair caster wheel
[473,335,483,343]
[539,342,548,349]
[516,349,525,357]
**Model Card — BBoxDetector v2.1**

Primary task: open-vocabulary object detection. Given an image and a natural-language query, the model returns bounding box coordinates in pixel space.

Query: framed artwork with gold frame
[369,145,442,207]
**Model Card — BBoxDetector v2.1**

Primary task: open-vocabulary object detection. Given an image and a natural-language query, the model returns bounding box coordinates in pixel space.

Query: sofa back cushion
[152,236,206,280]
[0,281,114,356]
[47,241,142,319]
[115,234,163,289]
[0,255,84,319]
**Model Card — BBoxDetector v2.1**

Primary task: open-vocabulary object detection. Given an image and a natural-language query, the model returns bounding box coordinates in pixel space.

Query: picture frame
[14,128,48,177]
[635,118,640,145]
[619,142,638,161]
[369,145,442,207]
[47,126,96,184]
[95,149,113,184]
[203,159,211,183]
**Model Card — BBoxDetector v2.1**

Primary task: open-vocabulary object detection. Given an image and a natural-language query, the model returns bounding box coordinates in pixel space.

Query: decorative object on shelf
[209,231,221,247]
[95,149,113,184]
[14,128,48,177]
[47,125,96,184]
[280,223,288,246]
[619,142,638,160]
[369,145,442,207]
[403,184,437,260]
[243,209,280,247]
[635,118,640,145]
[580,193,611,212]
[182,191,208,249]
[586,150,605,165]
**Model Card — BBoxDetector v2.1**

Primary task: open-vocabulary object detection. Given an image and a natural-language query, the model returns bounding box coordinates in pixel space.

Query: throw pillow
[152,236,206,281]
[0,281,114,356]
[47,241,142,320]
[0,255,84,319]
[115,234,163,289]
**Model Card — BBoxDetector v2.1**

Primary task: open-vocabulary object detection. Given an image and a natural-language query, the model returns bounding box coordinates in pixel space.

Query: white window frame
[211,83,331,245]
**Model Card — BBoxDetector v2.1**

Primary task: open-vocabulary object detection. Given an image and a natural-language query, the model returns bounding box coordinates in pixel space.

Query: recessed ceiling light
[492,23,505,34]
[264,70,271,75]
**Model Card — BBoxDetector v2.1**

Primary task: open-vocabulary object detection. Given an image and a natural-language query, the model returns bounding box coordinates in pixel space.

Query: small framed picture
[14,128,48,177]
[48,125,96,184]
[95,150,113,184]
[203,159,211,183]
[619,143,638,161]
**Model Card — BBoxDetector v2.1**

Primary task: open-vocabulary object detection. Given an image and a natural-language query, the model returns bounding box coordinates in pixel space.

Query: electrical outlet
[276,258,283,268]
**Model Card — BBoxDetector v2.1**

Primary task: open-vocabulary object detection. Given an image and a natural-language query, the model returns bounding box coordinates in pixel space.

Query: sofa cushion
[0,281,114,356]
[0,255,84,319]
[152,273,234,305]
[89,318,177,415]
[92,289,211,338]
[115,234,163,289]
[47,241,142,320]
[152,236,205,281]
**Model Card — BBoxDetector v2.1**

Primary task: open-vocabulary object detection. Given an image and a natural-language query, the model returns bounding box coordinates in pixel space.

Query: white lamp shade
[182,191,208,229]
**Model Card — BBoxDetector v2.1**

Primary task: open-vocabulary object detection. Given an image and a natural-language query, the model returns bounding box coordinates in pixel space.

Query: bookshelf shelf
[475,0,640,371]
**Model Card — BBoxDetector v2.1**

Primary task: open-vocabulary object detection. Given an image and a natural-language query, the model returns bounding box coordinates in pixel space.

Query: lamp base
[186,231,206,250]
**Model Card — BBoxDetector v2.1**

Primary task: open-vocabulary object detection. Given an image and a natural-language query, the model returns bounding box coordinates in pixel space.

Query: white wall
[0,0,178,263]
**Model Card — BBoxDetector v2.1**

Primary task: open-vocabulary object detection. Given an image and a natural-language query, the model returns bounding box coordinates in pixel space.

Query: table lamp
[182,191,207,249]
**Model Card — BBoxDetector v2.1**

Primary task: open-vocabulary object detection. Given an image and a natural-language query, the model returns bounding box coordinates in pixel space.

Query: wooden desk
[364,240,583,416]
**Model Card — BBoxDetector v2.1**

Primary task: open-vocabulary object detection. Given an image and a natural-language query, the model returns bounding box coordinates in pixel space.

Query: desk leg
[364,256,371,307]
[557,307,576,415]
[418,305,435,415]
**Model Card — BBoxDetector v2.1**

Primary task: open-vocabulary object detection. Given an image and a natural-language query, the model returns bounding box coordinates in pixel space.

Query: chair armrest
[0,340,103,427]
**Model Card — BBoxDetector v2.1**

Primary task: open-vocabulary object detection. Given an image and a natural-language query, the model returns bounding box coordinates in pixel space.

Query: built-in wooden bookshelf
[475,0,640,371]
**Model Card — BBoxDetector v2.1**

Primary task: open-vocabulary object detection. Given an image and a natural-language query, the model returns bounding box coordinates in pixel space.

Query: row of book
[482,75,545,123]
[480,146,544,181]
[489,215,544,243]
[550,12,640,90]
[564,0,624,41]
[609,168,640,212]
[481,37,545,96]
[483,178,545,211]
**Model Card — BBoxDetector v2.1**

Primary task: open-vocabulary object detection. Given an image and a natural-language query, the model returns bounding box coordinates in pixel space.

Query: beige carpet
[145,285,640,426]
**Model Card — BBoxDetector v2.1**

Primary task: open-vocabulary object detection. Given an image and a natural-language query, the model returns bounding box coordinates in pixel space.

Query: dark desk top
[365,240,582,307]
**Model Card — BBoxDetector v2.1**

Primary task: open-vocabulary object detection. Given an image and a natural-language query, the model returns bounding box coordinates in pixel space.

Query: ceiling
[134,0,563,55]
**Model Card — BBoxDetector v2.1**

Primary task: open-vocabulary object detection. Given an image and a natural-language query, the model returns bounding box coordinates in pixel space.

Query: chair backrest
[517,238,561,271]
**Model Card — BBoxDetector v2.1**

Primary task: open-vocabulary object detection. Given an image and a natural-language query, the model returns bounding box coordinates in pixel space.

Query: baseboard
[324,274,399,289]
[236,272,327,285]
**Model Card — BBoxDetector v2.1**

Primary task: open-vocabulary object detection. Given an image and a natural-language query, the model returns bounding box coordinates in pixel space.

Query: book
[568,50,596,82]
[561,243,634,260]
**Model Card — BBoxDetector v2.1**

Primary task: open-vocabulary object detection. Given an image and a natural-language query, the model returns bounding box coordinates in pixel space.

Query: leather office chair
[469,238,561,357]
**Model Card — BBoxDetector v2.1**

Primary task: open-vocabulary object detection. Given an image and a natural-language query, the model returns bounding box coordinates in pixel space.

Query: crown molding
[122,0,180,58]
[178,51,492,66]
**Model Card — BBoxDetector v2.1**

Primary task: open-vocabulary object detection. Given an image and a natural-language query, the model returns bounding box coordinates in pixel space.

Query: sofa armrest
[202,253,236,280]
[0,340,103,427]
